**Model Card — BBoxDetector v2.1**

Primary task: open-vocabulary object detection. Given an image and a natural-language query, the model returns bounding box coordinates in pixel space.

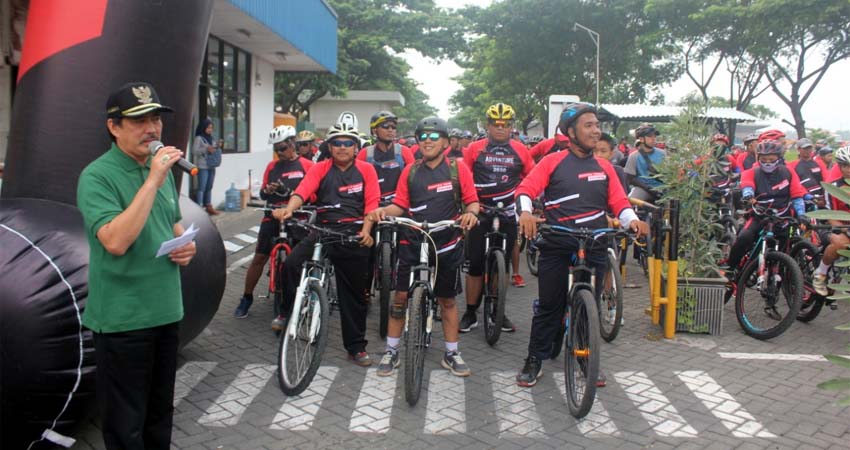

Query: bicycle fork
[287,242,325,343]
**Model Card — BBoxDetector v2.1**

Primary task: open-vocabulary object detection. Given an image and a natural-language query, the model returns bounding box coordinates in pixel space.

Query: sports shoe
[813,273,829,296]
[597,369,607,388]
[442,351,471,377]
[233,295,253,318]
[376,350,399,376]
[512,273,527,287]
[271,314,287,331]
[349,351,372,367]
[458,310,478,333]
[501,315,516,332]
[516,355,543,387]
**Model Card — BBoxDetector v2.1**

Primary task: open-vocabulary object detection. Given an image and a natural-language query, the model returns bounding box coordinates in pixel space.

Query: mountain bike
[379,216,462,406]
[479,202,514,346]
[790,223,849,322]
[277,212,360,396]
[539,224,631,418]
[725,203,803,340]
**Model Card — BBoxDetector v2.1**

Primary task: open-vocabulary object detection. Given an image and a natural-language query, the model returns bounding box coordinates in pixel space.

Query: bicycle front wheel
[483,250,507,346]
[599,251,624,343]
[789,240,825,322]
[404,285,428,406]
[378,242,393,339]
[735,251,803,340]
[278,280,329,396]
[565,289,600,419]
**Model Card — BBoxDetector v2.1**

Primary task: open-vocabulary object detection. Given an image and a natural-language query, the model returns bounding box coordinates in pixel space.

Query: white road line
[234,233,258,244]
[271,366,339,431]
[250,225,260,233]
[717,352,845,362]
[227,255,254,274]
[223,240,245,253]
[424,370,466,435]
[198,364,276,427]
[613,371,697,437]
[676,370,775,438]
[553,372,620,436]
[173,361,217,407]
[350,368,396,433]
[490,371,545,438]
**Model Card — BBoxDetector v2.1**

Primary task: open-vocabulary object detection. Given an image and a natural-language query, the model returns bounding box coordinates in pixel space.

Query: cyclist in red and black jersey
[725,139,807,276]
[445,128,465,161]
[813,146,850,295]
[357,111,415,202]
[514,102,648,387]
[273,123,380,367]
[787,138,827,204]
[295,130,318,159]
[368,117,480,377]
[234,125,313,323]
[459,102,535,334]
[736,133,760,171]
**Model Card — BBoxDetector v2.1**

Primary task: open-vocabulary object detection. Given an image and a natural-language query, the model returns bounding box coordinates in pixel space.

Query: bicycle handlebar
[628,197,660,211]
[539,224,633,241]
[378,217,461,234]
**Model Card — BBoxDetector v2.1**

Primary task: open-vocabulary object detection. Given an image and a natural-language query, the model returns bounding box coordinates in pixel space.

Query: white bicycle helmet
[326,122,360,141]
[269,125,296,145]
[834,145,850,165]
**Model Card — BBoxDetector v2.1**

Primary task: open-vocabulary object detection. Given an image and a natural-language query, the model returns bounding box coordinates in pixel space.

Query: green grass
[784,149,799,162]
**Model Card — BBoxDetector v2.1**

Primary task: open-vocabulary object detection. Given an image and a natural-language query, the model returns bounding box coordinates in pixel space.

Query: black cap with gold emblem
[106,81,174,119]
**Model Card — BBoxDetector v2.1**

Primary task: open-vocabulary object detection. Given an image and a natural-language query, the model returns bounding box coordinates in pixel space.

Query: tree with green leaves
[274,0,463,125]
[450,0,680,136]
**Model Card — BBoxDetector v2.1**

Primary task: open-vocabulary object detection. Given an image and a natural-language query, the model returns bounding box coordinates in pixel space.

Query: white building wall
[185,57,276,207]
[310,100,402,134]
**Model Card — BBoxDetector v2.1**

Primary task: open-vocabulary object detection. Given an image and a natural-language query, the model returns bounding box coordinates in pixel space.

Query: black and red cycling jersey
[393,157,478,251]
[528,137,567,161]
[356,144,415,199]
[786,158,827,196]
[516,151,630,230]
[463,138,534,210]
[444,147,464,163]
[739,165,807,213]
[293,159,380,231]
[260,156,314,220]
[737,152,757,171]
[826,177,850,212]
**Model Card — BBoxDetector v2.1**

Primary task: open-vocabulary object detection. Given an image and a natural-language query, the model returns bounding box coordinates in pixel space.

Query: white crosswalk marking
[424,370,466,435]
[676,371,775,438]
[271,366,339,431]
[350,368,396,433]
[223,240,244,253]
[613,371,697,437]
[173,361,217,407]
[553,372,620,436]
[234,233,258,244]
[250,225,261,233]
[226,255,254,274]
[198,364,276,427]
[490,371,545,438]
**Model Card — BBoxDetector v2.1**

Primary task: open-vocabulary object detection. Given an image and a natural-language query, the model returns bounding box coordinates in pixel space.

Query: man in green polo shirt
[77,82,196,450]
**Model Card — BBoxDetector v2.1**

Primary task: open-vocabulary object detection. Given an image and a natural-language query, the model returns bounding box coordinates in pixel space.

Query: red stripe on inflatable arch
[17,0,108,82]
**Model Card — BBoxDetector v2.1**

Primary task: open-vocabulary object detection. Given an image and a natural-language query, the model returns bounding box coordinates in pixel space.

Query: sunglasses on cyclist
[297,142,311,147]
[274,143,291,152]
[419,132,443,142]
[489,120,512,129]
[330,139,357,148]
[379,124,397,130]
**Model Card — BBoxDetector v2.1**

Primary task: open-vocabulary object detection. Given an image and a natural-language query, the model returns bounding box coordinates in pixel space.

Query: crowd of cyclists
[225,99,850,395]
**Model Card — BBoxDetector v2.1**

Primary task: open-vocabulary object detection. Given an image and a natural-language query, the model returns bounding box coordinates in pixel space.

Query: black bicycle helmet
[756,139,784,156]
[449,128,462,138]
[369,111,398,129]
[558,102,597,135]
[415,116,449,137]
[634,123,660,138]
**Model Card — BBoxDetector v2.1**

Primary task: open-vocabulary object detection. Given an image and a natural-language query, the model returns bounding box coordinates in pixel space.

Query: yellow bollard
[664,260,678,339]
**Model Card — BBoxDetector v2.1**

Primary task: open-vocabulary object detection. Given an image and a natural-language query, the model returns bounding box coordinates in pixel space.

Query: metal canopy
[598,104,758,123]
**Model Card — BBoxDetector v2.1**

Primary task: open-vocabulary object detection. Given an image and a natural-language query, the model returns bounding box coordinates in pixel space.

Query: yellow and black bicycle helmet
[485,103,516,121]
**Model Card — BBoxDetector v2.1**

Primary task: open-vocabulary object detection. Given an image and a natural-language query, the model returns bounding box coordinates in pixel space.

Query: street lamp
[573,22,600,106]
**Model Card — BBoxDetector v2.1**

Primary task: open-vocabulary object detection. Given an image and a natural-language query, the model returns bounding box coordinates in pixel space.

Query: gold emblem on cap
[132,86,153,104]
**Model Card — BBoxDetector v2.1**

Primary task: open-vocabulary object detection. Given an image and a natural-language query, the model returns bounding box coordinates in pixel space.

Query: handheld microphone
[149,140,198,176]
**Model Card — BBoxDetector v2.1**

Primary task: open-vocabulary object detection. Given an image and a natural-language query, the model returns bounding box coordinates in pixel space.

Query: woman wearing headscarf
[193,118,222,215]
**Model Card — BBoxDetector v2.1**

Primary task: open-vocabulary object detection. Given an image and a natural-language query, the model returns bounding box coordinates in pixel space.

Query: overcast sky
[401,0,850,132]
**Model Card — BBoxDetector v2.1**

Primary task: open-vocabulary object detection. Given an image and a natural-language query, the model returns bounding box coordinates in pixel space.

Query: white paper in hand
[156,223,199,257]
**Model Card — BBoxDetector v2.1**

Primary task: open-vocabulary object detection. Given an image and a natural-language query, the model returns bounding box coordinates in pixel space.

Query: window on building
[199,36,251,153]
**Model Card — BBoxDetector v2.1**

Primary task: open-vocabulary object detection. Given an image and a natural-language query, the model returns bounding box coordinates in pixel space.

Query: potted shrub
[653,104,730,335]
